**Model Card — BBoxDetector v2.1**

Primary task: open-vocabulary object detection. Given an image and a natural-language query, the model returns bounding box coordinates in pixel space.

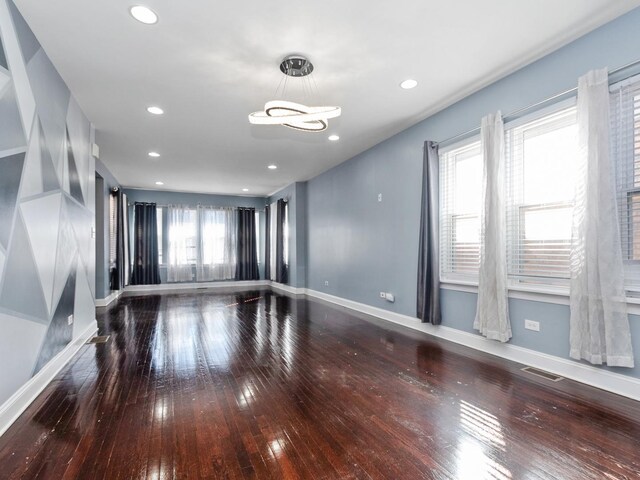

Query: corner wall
[306,7,640,378]
[0,0,96,405]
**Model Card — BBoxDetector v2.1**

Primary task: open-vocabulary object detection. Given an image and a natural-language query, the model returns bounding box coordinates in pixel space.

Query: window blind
[440,140,483,281]
[504,106,578,285]
[611,76,640,291]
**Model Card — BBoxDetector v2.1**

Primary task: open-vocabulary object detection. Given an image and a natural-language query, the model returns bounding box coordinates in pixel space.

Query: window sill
[441,281,640,315]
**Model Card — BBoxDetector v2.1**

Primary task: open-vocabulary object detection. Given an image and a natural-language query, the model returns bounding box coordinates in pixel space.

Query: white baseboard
[268,281,306,295]
[95,289,122,307]
[0,320,98,438]
[124,280,269,293]
[303,289,640,402]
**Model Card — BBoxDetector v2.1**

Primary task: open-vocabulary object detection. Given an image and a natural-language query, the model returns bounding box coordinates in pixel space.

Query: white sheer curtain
[570,69,634,367]
[474,111,512,342]
[166,205,196,282]
[197,206,237,281]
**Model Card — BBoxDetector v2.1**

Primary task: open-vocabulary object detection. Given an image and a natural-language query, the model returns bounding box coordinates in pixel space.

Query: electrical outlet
[380,292,386,298]
[67,314,74,326]
[385,293,395,303]
[524,319,540,332]
[378,193,382,202]
[324,280,329,286]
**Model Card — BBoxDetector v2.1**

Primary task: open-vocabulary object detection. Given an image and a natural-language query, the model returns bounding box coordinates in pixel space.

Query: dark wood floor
[0,289,639,479]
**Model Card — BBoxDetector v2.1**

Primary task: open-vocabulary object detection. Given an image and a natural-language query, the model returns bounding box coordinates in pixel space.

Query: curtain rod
[128,202,265,212]
[435,57,640,148]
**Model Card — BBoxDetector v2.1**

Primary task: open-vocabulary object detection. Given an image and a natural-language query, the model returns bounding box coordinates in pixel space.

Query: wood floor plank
[0,289,639,480]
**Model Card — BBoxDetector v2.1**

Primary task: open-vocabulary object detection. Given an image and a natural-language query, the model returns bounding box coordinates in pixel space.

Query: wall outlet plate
[378,193,382,202]
[67,314,74,326]
[324,280,329,286]
[385,293,395,303]
[524,319,540,332]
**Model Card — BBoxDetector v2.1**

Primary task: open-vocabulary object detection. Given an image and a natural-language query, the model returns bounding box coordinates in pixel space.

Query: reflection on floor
[0,289,639,479]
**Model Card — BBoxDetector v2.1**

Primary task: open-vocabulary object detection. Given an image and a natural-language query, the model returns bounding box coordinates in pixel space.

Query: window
[440,106,579,287]
[611,76,640,291]
[505,106,578,285]
[440,140,483,281]
[167,207,198,266]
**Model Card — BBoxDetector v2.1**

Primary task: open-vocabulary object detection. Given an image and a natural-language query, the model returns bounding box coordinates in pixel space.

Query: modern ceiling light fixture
[249,55,341,133]
[148,151,160,157]
[328,134,340,141]
[268,165,278,170]
[129,5,158,25]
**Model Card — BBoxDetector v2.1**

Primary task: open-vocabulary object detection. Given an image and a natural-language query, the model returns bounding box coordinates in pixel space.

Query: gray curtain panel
[417,141,441,324]
[264,204,271,281]
[130,202,161,285]
[235,207,260,280]
[275,199,289,284]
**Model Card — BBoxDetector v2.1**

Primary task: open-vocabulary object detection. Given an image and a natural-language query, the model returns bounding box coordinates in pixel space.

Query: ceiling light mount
[279,55,314,77]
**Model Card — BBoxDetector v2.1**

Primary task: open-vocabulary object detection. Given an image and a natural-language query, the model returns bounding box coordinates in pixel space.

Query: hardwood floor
[0,289,639,479]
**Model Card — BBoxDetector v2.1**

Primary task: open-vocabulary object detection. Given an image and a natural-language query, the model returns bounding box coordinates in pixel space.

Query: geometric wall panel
[25,48,69,181]
[7,0,40,64]
[66,96,90,202]
[0,312,47,404]
[19,118,44,198]
[0,212,49,323]
[0,33,7,69]
[0,151,25,250]
[0,0,95,407]
[20,192,62,315]
[0,66,9,92]
[67,127,84,205]
[33,265,76,374]
[0,248,5,283]
[0,78,27,151]
[64,195,92,279]
[51,204,77,313]
[40,117,60,192]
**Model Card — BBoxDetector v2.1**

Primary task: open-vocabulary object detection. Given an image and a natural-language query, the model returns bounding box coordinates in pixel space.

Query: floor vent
[87,335,110,344]
[521,366,564,382]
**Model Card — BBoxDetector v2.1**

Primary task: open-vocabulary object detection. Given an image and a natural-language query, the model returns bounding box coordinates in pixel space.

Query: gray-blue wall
[269,182,307,288]
[0,0,96,405]
[306,7,640,378]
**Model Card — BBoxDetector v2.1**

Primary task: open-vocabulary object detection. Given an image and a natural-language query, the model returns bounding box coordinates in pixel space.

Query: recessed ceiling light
[328,134,340,141]
[242,188,249,192]
[129,5,158,24]
[146,106,164,115]
[148,152,160,157]
[400,79,418,90]
[155,181,164,185]
[267,165,278,170]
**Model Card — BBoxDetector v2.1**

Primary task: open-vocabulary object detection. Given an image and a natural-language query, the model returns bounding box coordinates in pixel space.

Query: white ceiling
[15,0,640,196]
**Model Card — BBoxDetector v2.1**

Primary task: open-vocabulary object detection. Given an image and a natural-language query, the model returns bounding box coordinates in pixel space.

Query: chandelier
[249,56,341,132]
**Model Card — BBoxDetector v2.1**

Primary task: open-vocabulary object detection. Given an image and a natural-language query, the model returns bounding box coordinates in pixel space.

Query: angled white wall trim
[0,320,98,438]
[303,289,640,402]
